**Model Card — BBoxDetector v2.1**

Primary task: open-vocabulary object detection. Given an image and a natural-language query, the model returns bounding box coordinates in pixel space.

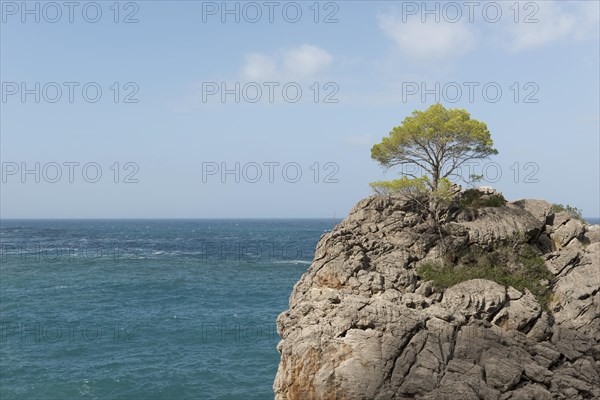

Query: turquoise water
[0,219,335,399]
[1,217,597,399]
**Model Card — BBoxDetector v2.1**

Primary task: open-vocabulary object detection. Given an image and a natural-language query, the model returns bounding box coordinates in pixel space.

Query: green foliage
[551,203,583,221]
[418,243,554,310]
[469,174,484,184]
[369,176,430,196]
[433,178,456,203]
[371,104,497,190]
[459,189,507,209]
[370,176,454,196]
[370,177,457,219]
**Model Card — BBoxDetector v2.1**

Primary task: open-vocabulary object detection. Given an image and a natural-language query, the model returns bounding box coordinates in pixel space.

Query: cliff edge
[274,192,600,399]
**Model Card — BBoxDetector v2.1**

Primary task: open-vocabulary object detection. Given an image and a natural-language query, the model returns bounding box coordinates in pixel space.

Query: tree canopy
[371,104,497,191]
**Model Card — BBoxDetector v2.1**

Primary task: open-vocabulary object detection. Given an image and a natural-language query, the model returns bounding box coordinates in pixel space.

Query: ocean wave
[272,260,312,265]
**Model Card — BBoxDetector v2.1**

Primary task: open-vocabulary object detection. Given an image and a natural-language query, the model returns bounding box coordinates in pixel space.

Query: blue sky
[1,0,599,218]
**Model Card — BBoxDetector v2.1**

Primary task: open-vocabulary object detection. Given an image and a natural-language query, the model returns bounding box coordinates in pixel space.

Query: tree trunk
[432,168,440,191]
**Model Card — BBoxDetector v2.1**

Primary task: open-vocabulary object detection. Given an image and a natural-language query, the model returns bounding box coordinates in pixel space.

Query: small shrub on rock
[551,203,584,221]
[459,189,506,209]
[418,243,554,310]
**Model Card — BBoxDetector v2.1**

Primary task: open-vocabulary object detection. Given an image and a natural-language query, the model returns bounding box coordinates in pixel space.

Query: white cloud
[507,1,599,51]
[508,2,575,51]
[376,2,598,59]
[242,53,279,81]
[378,13,476,63]
[241,44,333,80]
[283,45,334,78]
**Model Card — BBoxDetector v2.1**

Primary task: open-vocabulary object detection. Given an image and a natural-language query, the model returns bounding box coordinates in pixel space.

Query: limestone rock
[552,219,585,249]
[584,224,600,244]
[427,279,507,324]
[274,193,600,399]
[552,242,600,338]
[492,289,542,332]
[511,199,552,227]
[451,203,544,248]
[476,185,501,195]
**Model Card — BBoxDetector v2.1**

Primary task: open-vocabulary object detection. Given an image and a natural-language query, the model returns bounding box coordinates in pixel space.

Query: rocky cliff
[274,192,600,399]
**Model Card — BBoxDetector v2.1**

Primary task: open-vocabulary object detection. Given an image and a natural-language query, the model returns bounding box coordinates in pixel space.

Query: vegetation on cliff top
[458,188,506,208]
[369,104,501,222]
[371,105,555,309]
[551,203,584,222]
[418,241,554,310]
[371,103,497,191]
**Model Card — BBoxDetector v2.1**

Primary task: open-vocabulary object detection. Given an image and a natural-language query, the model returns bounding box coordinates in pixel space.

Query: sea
[0,219,337,400]
[0,217,597,399]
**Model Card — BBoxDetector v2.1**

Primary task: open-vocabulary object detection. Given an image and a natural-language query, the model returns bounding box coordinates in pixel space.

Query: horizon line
[1,216,599,221]
[0,217,347,220]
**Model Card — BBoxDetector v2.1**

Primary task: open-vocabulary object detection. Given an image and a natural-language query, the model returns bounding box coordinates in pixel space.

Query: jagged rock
[274,193,600,399]
[426,279,507,324]
[450,203,545,248]
[476,185,500,195]
[492,289,542,332]
[527,312,553,342]
[584,224,600,244]
[507,286,523,300]
[481,347,523,391]
[552,211,572,229]
[545,243,582,276]
[500,383,553,399]
[552,219,585,249]
[511,199,553,227]
[552,242,600,338]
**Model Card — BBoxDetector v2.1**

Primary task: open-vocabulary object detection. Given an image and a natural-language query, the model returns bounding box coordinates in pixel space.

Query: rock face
[274,195,600,400]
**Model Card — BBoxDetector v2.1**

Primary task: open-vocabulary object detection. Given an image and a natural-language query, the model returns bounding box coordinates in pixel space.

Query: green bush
[551,203,583,221]
[369,176,430,196]
[459,189,506,209]
[418,243,554,310]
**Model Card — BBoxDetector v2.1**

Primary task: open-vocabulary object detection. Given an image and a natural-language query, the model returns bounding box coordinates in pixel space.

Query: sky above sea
[1,1,599,218]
